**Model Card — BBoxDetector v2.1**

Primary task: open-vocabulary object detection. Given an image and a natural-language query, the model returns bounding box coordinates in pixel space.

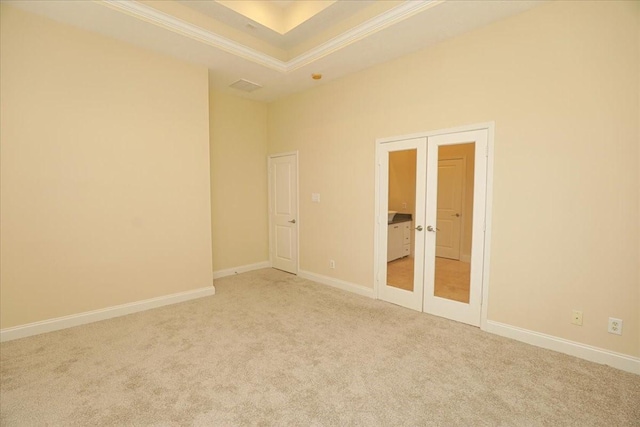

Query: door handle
[288,219,296,224]
[452,213,460,217]
[427,225,439,232]
[415,225,423,231]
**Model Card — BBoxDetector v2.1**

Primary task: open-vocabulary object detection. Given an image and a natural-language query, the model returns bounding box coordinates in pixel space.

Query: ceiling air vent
[229,79,262,92]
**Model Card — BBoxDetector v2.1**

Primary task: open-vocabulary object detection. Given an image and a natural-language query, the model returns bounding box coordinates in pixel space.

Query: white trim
[373,158,381,299]
[268,150,299,159]
[100,0,286,72]
[98,0,438,73]
[0,286,216,342]
[377,122,496,145]
[484,320,640,375]
[480,124,495,330]
[212,261,271,280]
[298,270,375,299]
[287,0,439,71]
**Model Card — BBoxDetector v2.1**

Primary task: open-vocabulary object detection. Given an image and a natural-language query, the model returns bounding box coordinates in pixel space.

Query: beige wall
[268,1,640,357]
[388,150,417,216]
[1,1,638,359]
[209,90,269,271]
[440,144,475,260]
[0,6,213,328]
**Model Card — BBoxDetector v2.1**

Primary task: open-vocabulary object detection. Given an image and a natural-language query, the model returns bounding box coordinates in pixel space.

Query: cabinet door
[387,224,403,261]
[402,222,411,245]
[402,244,411,257]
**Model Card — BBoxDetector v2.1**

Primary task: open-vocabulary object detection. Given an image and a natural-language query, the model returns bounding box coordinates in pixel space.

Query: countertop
[388,213,412,225]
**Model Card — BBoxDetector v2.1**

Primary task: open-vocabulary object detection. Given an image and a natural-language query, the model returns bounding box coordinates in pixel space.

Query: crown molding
[287,0,439,71]
[99,0,438,74]
[100,0,288,72]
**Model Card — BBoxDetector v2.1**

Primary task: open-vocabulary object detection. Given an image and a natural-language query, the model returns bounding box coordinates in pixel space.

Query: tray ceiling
[6,0,543,101]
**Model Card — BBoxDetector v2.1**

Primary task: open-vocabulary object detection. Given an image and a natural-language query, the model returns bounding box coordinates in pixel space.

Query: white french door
[423,129,488,326]
[376,126,490,327]
[377,137,427,311]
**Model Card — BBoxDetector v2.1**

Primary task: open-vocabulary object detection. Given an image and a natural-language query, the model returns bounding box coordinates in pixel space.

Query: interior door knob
[415,225,423,231]
[288,219,296,224]
[452,213,460,217]
[427,225,437,232]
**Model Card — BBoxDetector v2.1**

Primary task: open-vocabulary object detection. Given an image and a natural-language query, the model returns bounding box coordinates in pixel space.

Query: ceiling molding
[100,0,287,72]
[287,0,439,71]
[99,0,439,74]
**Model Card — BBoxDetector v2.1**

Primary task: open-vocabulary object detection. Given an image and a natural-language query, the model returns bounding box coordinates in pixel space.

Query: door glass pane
[386,149,416,291]
[433,143,474,303]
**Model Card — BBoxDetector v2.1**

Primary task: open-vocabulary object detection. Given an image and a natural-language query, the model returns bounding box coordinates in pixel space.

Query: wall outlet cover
[608,317,623,335]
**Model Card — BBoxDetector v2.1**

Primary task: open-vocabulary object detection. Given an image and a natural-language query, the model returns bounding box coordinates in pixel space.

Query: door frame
[374,122,494,329]
[268,151,300,274]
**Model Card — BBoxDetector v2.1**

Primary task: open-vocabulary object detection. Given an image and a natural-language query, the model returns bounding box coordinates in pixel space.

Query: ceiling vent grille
[229,79,262,92]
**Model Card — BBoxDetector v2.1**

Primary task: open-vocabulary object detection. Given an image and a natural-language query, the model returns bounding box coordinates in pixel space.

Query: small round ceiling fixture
[311,73,322,80]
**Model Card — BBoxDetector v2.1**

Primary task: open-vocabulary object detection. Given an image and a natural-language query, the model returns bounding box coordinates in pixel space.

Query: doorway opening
[433,143,475,303]
[386,149,417,292]
[375,124,493,327]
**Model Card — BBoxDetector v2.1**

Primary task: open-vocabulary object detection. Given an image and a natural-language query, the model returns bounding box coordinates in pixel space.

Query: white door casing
[269,153,298,274]
[436,158,464,260]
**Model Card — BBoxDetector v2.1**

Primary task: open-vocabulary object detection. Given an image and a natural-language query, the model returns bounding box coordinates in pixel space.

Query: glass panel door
[377,137,426,312]
[386,149,417,292]
[432,144,475,304]
[423,131,488,326]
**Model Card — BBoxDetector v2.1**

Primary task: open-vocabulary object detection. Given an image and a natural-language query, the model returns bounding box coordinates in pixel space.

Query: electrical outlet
[329,260,335,269]
[571,310,583,326]
[608,317,623,335]
[402,202,407,209]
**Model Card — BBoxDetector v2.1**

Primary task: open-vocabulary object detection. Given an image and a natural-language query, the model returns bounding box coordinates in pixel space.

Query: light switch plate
[311,193,320,203]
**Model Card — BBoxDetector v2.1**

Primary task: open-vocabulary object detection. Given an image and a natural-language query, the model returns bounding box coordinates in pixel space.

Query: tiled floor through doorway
[386,256,471,303]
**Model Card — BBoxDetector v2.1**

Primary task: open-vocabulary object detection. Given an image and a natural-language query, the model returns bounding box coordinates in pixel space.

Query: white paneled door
[435,158,463,260]
[269,153,298,274]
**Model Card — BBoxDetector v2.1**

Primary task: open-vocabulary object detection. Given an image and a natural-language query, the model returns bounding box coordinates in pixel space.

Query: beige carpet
[1,268,639,426]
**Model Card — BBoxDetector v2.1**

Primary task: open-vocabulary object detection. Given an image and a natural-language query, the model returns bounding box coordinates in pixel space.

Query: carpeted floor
[1,268,639,426]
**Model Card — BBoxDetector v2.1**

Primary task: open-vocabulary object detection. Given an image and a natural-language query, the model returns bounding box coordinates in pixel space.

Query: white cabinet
[387,221,412,262]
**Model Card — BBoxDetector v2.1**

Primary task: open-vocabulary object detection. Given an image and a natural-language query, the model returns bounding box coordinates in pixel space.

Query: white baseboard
[0,286,216,343]
[298,269,375,299]
[484,320,640,375]
[212,261,271,280]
